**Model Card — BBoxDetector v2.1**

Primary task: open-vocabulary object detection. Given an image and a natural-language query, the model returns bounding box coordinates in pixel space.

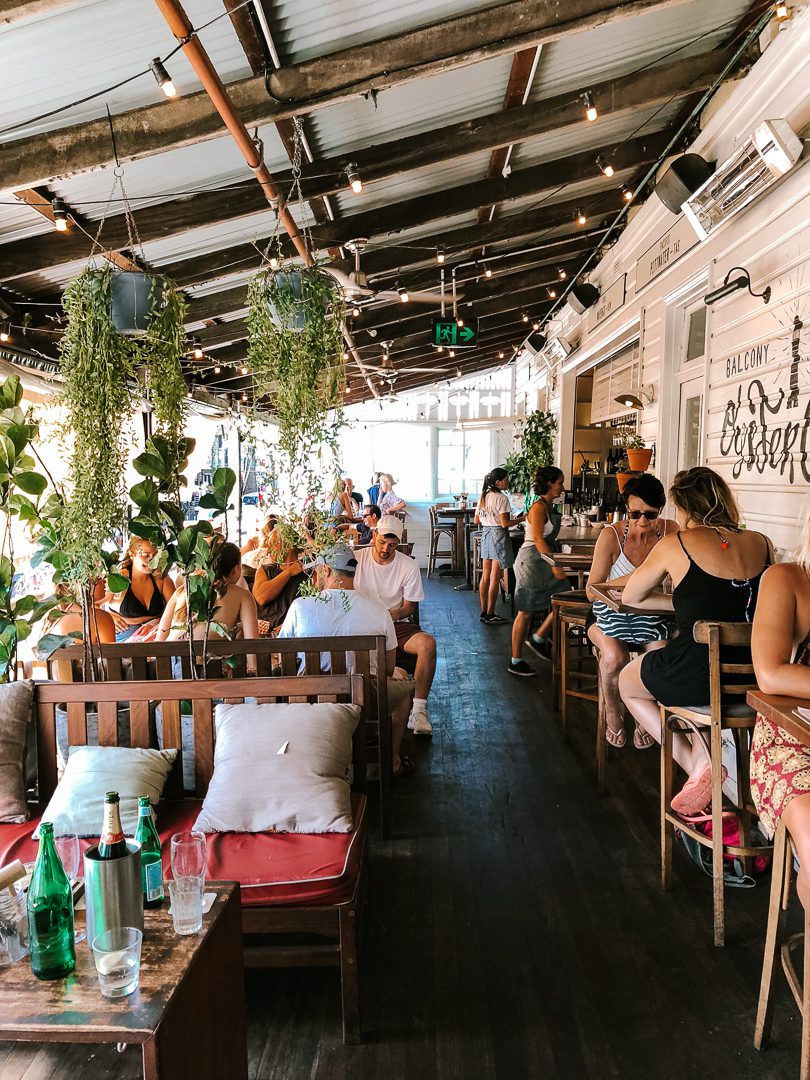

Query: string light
[241,392,248,402]
[576,209,587,226]
[583,92,598,122]
[352,304,360,318]
[436,247,446,265]
[269,255,279,269]
[522,313,529,323]
[532,320,541,331]
[192,339,203,360]
[623,187,634,202]
[149,58,177,99]
[597,155,614,178]
[437,346,444,353]
[51,197,69,231]
[240,364,247,375]
[342,350,349,360]
[456,317,464,327]
[0,324,9,343]
[397,282,409,303]
[346,163,362,194]
[547,288,557,299]
[557,267,567,280]
[456,368,462,378]
[214,365,221,374]
[775,2,790,17]
[449,350,455,358]
[498,351,505,359]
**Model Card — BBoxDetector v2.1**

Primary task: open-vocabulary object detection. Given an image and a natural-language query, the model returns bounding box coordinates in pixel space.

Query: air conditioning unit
[682,119,803,241]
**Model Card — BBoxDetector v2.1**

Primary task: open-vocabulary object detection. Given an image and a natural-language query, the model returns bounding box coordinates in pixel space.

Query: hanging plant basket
[616,472,635,493]
[110,270,161,336]
[626,448,652,473]
[267,270,306,331]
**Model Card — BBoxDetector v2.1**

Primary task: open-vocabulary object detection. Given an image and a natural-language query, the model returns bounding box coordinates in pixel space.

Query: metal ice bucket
[83,840,143,947]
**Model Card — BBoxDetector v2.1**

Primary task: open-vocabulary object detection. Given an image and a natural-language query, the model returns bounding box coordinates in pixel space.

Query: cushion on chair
[0,680,34,823]
[667,703,756,719]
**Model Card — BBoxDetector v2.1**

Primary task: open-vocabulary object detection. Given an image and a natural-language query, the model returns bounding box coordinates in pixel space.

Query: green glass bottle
[134,795,164,909]
[98,791,128,860]
[27,821,76,980]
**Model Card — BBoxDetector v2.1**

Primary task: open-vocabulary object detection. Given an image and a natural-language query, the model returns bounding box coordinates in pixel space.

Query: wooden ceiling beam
[0,0,75,24]
[0,0,695,192]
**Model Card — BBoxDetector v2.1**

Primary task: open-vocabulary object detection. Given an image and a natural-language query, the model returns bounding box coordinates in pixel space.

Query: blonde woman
[110,538,175,642]
[618,467,774,816]
[750,504,810,907]
[378,473,406,514]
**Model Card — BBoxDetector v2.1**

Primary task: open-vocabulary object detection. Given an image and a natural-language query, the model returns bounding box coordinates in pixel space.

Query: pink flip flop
[670,763,727,817]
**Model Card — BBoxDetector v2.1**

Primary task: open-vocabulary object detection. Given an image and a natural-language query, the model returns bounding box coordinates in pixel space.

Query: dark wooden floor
[1,578,801,1079]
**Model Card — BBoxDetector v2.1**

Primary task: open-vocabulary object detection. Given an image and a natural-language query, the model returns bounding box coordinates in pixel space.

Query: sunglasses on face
[628,509,659,521]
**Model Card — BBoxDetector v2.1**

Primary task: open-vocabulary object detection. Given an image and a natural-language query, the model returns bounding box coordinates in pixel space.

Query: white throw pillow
[193,701,360,834]
[36,746,177,838]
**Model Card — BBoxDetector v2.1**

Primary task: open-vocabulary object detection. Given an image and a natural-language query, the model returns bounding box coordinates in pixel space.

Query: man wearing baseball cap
[353,514,436,736]
[277,543,414,775]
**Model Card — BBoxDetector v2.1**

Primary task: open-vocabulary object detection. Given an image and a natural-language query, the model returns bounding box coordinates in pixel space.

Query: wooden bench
[47,636,398,840]
[7,675,369,1044]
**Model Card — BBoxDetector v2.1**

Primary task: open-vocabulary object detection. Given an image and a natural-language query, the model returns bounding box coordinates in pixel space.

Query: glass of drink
[91,926,142,998]
[170,831,206,883]
[168,879,204,935]
[54,831,86,944]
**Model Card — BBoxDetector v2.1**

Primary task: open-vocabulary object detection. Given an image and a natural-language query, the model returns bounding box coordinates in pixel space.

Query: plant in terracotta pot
[623,432,653,473]
[614,454,635,493]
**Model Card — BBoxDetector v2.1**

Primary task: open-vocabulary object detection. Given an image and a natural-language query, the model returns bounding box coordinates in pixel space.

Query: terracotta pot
[626,448,652,473]
[616,472,634,492]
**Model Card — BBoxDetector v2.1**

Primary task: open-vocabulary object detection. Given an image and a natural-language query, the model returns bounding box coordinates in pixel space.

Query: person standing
[367,472,381,507]
[378,474,406,515]
[475,467,524,624]
[354,515,435,736]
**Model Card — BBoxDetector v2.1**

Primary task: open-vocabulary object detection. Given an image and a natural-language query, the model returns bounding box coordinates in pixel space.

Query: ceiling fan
[364,346,453,381]
[325,239,459,306]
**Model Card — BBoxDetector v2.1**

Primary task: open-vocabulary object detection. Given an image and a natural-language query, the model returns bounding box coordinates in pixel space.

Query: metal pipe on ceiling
[151,0,386,400]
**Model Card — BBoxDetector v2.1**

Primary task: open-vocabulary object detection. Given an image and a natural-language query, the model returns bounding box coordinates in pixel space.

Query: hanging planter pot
[110,270,161,336]
[616,472,635,493]
[267,270,306,331]
[626,448,652,473]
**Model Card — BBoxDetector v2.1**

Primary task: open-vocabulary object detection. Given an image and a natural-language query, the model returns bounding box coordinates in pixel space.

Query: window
[436,428,492,496]
[685,306,707,363]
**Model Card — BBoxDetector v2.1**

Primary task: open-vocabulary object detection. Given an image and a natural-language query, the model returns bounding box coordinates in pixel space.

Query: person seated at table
[252,539,306,634]
[749,505,810,906]
[354,514,435,736]
[586,474,678,749]
[240,514,278,567]
[156,540,258,642]
[378,473,406,515]
[356,504,381,546]
[330,477,363,520]
[108,537,175,642]
[475,467,524,625]
[278,543,415,776]
[509,466,572,677]
[618,466,774,816]
[45,582,116,644]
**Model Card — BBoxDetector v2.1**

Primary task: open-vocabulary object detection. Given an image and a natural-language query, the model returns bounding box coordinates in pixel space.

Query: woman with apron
[509,466,573,677]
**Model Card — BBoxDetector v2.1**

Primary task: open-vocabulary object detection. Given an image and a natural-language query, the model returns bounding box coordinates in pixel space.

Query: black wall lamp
[704,267,771,306]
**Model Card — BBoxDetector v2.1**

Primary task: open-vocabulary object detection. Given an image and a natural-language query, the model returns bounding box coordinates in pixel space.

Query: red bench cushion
[0,793,367,909]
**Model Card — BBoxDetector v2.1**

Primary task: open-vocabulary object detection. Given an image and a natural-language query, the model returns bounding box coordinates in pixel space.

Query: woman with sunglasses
[587,474,677,749]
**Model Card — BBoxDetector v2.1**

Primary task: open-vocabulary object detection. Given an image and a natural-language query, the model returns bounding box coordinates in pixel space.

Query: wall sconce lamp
[614,386,654,410]
[704,267,771,306]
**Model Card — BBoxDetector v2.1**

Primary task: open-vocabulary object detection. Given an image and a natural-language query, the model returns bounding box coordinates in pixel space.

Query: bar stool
[660,620,767,947]
[550,589,589,714]
[754,818,809,1077]
[559,604,598,741]
[428,504,455,575]
[471,532,483,591]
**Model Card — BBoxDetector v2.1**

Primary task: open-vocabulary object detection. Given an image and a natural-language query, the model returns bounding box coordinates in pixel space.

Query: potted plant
[504,410,557,510]
[110,270,162,336]
[614,455,634,493]
[624,433,653,473]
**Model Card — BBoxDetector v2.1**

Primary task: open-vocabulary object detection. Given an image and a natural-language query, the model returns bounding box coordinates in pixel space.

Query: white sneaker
[408,709,432,736]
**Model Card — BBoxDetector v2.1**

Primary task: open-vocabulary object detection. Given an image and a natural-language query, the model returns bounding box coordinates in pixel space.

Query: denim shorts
[480,526,513,569]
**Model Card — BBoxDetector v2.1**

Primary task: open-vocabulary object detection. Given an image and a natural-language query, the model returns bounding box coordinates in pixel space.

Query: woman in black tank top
[617,468,774,817]
[111,538,175,642]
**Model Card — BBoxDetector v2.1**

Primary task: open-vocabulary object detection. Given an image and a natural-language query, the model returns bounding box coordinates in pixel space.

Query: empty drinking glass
[54,831,86,944]
[170,831,206,883]
[91,926,142,998]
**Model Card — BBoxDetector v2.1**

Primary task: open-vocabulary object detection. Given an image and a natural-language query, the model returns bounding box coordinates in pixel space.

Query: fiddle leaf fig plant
[504,410,558,504]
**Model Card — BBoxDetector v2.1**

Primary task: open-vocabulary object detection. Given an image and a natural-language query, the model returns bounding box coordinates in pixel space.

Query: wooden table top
[541,552,594,569]
[0,882,238,1044]
[439,506,476,517]
[557,526,599,548]
[588,581,673,616]
[747,690,810,749]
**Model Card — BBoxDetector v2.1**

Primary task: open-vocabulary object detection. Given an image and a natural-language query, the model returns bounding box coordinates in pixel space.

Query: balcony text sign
[588,275,626,331]
[635,217,698,291]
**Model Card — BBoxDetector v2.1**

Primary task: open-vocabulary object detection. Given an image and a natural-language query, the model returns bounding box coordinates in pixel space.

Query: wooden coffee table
[0,882,247,1079]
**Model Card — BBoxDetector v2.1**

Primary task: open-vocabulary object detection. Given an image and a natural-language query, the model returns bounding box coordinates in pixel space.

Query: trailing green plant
[0,376,61,679]
[144,280,188,500]
[504,410,558,497]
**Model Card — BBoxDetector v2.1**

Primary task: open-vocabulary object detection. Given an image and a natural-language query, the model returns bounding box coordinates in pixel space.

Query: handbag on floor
[675,810,770,889]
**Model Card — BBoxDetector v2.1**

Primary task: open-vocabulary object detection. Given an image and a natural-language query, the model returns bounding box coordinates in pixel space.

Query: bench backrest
[33,674,365,803]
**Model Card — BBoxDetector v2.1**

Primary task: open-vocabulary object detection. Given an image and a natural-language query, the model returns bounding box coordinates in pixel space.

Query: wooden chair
[428,503,455,575]
[471,533,483,591]
[754,818,810,1076]
[660,621,768,947]
[559,601,598,741]
[550,590,589,713]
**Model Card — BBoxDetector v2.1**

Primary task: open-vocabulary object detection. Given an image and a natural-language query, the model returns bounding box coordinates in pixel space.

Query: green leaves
[0,375,23,410]
[14,471,47,496]
[198,467,236,517]
[107,572,130,594]
[34,632,83,660]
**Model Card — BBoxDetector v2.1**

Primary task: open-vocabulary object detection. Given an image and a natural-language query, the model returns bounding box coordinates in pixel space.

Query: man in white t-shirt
[353,514,436,737]
[278,544,414,775]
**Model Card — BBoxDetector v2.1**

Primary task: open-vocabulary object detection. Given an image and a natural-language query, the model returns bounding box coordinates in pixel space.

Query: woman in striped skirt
[586,473,678,748]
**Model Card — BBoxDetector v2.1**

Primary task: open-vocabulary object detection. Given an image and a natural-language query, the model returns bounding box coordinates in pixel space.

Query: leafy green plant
[504,410,558,496]
[144,281,189,501]
[622,432,646,451]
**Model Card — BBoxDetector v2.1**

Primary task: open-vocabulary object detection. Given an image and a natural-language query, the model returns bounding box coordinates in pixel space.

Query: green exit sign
[431,317,479,348]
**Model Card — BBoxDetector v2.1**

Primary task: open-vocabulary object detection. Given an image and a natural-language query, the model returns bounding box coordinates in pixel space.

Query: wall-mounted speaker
[654,153,715,214]
[567,283,600,314]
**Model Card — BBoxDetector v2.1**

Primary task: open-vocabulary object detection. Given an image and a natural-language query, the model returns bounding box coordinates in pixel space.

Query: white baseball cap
[376,514,404,540]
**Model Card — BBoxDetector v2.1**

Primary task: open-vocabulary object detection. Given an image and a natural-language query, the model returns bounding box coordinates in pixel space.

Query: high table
[541,551,593,590]
[557,525,599,550]
[438,506,476,575]
[747,691,810,748]
[587,581,673,615]
[0,882,247,1079]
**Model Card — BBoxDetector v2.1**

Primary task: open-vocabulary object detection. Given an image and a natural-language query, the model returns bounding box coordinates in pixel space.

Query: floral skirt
[750,715,810,839]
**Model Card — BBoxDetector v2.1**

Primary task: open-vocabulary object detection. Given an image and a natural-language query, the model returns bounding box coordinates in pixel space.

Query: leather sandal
[633,725,655,750]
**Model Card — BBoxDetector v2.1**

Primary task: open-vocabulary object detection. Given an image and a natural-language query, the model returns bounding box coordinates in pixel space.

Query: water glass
[168,879,203,936]
[91,926,142,998]
[170,831,206,883]
[54,831,86,944]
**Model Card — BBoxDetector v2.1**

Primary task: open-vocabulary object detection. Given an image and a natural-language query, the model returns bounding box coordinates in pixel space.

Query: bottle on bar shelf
[98,791,128,860]
[135,795,164,909]
[27,821,75,980]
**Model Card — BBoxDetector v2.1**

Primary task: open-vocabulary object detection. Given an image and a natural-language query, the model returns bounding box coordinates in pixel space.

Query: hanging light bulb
[449,350,455,358]
[269,255,279,269]
[557,267,567,280]
[240,364,248,375]
[597,155,614,178]
[484,265,493,278]
[352,304,360,318]
[532,320,541,331]
[241,392,248,402]
[498,350,505,359]
[437,346,444,353]
[547,287,557,299]
[0,324,9,343]
[436,246,446,265]
[342,350,349,360]
[396,281,409,303]
[456,317,464,327]
[775,1,790,18]
[456,368,462,378]
[149,58,177,99]
[214,364,221,374]
[346,163,362,194]
[51,197,69,232]
[344,385,350,394]
[576,209,587,226]
[192,339,204,360]
[522,313,529,323]
[623,187,634,202]
[583,92,598,122]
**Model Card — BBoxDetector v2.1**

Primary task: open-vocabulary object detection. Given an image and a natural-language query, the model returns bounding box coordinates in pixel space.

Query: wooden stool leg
[710,719,725,948]
[661,709,675,891]
[755,820,789,1050]
[560,619,570,742]
[596,659,606,794]
[551,607,560,713]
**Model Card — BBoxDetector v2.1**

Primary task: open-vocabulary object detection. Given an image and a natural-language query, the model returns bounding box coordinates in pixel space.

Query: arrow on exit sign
[431,318,479,348]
